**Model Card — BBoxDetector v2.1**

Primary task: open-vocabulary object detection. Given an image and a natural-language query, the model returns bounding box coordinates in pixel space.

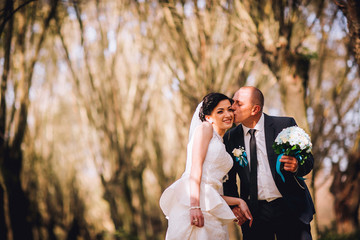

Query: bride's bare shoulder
[194,122,213,136]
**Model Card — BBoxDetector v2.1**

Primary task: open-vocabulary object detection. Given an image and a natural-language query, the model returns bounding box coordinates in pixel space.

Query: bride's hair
[199,93,233,122]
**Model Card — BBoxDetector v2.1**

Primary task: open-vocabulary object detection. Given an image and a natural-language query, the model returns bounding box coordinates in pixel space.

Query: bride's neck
[213,126,225,137]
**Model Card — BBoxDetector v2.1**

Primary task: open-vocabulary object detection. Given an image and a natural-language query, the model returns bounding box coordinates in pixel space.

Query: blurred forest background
[0,0,360,239]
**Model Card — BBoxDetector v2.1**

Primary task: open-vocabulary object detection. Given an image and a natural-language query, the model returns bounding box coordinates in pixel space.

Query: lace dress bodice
[183,129,233,194]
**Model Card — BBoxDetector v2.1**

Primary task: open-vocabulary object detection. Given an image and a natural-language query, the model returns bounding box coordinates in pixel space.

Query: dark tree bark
[335,0,360,67]
[66,182,91,240]
[0,0,60,239]
[2,149,33,240]
[0,0,14,239]
[0,184,7,240]
[330,147,360,233]
[332,0,360,234]
[247,0,321,130]
[56,1,154,238]
[0,0,36,38]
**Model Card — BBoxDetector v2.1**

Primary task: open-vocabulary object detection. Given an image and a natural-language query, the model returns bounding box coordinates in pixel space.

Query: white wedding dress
[160,127,236,240]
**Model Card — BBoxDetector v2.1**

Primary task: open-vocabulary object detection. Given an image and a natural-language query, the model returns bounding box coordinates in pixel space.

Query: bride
[160,93,252,239]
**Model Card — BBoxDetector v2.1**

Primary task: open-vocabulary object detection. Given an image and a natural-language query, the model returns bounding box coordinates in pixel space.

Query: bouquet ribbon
[276,153,285,182]
[276,151,306,182]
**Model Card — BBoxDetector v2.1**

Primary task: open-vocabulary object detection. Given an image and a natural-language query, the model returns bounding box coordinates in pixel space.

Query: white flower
[232,148,243,157]
[274,126,312,152]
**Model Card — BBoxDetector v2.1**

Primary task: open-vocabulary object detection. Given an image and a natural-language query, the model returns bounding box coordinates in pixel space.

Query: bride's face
[206,99,234,131]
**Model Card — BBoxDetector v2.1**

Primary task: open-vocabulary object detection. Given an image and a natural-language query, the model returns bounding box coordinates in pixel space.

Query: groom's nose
[231,103,236,110]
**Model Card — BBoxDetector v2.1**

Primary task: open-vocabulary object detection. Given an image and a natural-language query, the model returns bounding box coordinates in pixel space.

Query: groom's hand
[280,155,298,173]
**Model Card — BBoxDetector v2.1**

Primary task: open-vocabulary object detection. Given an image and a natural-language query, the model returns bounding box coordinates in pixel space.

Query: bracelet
[189,206,201,210]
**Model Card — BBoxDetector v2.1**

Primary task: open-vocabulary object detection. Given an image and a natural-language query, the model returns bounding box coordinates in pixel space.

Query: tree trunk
[330,149,360,234]
[0,0,14,239]
[278,60,309,131]
[259,43,311,131]
[0,183,7,240]
[101,176,123,235]
[0,0,59,238]
[335,0,360,68]
[276,47,317,240]
[2,148,33,240]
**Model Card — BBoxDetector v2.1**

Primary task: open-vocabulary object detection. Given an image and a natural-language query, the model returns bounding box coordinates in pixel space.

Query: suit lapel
[264,114,277,179]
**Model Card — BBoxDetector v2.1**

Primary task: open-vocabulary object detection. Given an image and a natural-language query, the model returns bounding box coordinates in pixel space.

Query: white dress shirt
[242,114,282,201]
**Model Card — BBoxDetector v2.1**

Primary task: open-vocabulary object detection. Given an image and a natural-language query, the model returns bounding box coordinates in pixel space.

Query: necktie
[249,129,258,215]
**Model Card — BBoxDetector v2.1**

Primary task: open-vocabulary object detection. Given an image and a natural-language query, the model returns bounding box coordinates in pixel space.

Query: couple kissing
[160,86,315,240]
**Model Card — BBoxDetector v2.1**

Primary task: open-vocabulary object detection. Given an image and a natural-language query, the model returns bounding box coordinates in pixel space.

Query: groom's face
[231,89,254,124]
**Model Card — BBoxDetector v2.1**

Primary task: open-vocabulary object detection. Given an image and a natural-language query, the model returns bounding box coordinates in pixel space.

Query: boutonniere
[232,147,248,167]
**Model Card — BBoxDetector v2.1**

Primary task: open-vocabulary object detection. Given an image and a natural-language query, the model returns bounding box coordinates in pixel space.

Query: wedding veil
[188,101,203,141]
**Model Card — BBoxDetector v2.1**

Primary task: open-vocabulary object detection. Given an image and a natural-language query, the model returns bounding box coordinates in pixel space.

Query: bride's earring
[206,116,213,124]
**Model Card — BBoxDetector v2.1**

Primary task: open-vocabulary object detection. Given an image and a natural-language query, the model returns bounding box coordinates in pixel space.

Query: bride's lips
[223,118,233,124]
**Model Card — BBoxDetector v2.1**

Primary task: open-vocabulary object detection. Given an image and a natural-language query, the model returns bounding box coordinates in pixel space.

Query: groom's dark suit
[223,113,315,239]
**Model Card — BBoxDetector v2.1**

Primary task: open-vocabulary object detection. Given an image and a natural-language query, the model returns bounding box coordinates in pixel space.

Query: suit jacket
[223,113,315,224]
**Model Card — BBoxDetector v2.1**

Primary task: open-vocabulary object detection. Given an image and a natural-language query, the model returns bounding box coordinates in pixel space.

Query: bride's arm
[189,122,213,227]
[222,195,253,226]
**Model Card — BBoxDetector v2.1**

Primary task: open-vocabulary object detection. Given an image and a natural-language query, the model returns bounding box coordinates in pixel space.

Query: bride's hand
[236,199,253,227]
[190,208,204,227]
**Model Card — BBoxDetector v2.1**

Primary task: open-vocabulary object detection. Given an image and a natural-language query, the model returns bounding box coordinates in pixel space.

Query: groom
[223,86,315,240]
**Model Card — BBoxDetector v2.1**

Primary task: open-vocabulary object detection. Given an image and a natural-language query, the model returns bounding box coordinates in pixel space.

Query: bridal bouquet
[272,126,312,182]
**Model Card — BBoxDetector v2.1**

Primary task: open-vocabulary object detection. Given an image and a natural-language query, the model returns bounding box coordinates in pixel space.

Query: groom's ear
[252,105,261,114]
